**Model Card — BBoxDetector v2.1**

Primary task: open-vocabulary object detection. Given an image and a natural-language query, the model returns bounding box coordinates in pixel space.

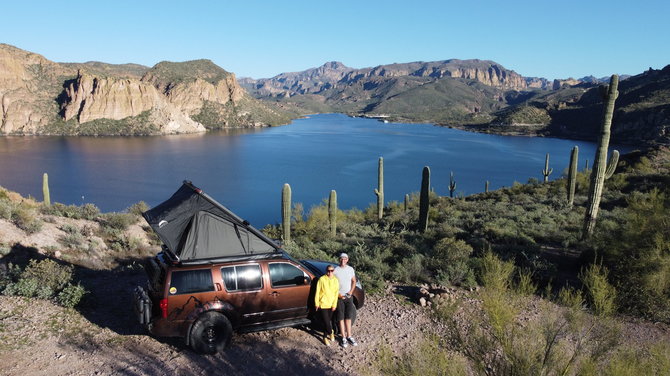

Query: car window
[221,264,263,291]
[169,269,214,295]
[269,263,308,288]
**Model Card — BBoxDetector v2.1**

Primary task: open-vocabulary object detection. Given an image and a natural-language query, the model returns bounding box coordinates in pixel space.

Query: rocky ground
[0,276,447,376]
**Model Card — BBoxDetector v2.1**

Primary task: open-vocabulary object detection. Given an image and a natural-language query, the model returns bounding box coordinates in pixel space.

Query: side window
[169,269,214,295]
[221,264,263,291]
[269,263,308,288]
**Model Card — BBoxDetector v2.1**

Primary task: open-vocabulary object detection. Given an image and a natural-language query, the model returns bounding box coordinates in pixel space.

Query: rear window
[221,264,263,291]
[169,269,214,295]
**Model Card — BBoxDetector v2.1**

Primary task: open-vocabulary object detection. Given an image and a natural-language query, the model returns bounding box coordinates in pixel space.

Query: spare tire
[189,312,232,354]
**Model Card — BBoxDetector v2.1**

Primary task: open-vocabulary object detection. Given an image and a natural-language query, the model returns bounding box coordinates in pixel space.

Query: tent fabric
[143,182,279,261]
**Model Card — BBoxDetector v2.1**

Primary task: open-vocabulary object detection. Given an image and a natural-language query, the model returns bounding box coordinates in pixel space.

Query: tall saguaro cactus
[404,194,409,212]
[485,180,490,193]
[328,190,337,237]
[583,74,619,239]
[542,153,553,182]
[567,146,579,207]
[42,173,51,206]
[374,157,384,220]
[418,166,430,232]
[282,183,291,243]
[449,171,457,198]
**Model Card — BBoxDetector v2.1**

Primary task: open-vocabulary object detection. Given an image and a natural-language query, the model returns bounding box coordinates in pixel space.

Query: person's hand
[331,307,336,311]
[315,306,320,311]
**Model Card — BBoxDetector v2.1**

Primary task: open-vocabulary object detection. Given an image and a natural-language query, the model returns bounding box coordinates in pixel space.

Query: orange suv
[134,182,364,354]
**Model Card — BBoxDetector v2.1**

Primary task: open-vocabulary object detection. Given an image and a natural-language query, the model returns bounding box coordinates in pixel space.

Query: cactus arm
[542,153,553,182]
[604,150,620,179]
[375,157,384,219]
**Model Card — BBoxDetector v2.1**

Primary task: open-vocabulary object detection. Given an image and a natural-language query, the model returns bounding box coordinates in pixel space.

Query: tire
[189,312,232,354]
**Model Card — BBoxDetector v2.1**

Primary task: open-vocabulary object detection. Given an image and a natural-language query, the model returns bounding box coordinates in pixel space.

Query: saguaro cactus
[567,146,579,207]
[542,153,553,182]
[485,180,490,193]
[328,190,337,237]
[404,194,409,212]
[449,171,457,198]
[374,157,384,220]
[419,166,430,232]
[282,183,291,243]
[583,74,619,239]
[42,173,51,206]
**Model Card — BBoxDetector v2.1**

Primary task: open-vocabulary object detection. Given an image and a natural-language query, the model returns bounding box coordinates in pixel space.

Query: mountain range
[1,43,667,145]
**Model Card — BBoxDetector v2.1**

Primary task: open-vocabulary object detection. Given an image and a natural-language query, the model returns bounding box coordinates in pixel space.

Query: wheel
[189,312,232,354]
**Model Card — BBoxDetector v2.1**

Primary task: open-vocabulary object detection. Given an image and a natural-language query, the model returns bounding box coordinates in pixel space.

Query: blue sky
[2,0,668,80]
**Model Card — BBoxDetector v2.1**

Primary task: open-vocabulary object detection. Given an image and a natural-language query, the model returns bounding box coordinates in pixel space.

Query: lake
[0,114,631,228]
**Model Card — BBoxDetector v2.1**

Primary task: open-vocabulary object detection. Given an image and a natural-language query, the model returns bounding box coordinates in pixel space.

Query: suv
[134,182,364,354]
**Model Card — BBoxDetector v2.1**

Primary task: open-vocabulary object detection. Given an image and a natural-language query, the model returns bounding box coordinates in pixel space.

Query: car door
[219,263,271,325]
[265,261,312,321]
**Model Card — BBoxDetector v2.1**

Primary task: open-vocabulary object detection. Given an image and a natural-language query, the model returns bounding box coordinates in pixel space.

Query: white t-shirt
[334,265,356,295]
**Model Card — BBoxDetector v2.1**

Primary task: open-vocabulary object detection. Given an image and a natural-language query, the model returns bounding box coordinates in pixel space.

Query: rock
[419,297,427,307]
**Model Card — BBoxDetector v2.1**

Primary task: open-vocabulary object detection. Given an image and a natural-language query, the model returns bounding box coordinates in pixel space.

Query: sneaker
[340,338,349,348]
[347,337,358,346]
[329,332,335,341]
[323,337,331,346]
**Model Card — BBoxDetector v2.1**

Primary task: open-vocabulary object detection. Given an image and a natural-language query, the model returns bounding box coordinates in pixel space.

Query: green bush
[11,205,43,234]
[367,336,468,376]
[56,283,87,308]
[2,259,84,308]
[100,212,138,232]
[580,263,617,317]
[128,201,149,216]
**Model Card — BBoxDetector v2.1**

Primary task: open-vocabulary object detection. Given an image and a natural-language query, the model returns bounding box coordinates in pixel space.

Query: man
[334,253,357,348]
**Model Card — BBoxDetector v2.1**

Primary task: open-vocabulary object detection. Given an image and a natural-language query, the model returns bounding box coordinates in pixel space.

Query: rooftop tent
[143,181,280,263]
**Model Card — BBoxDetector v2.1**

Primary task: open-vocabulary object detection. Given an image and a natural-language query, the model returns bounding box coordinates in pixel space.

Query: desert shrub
[0,199,12,220]
[100,212,137,232]
[514,268,537,296]
[1,259,85,308]
[11,205,42,234]
[366,336,468,376]
[390,253,426,284]
[128,201,150,216]
[56,283,87,308]
[477,251,515,292]
[598,188,670,321]
[58,224,85,250]
[347,242,392,292]
[80,203,100,220]
[40,202,100,220]
[596,342,670,376]
[580,263,617,317]
[557,286,585,310]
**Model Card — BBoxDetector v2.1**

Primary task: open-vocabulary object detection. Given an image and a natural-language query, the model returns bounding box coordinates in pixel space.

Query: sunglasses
[326,269,335,273]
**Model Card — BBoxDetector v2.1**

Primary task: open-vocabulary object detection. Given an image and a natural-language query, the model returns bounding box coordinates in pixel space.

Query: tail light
[160,298,168,318]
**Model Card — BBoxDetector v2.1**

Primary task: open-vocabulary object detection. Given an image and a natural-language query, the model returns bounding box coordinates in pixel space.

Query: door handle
[215,283,222,291]
[269,291,279,296]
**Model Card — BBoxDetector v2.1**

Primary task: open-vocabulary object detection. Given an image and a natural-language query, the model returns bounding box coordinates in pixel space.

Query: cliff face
[0,44,73,134]
[0,45,291,135]
[60,71,205,133]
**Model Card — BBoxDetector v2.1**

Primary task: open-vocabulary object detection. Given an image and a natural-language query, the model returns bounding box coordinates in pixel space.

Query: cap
[339,253,349,259]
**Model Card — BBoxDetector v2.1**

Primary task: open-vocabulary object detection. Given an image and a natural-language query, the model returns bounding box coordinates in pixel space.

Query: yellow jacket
[314,275,339,309]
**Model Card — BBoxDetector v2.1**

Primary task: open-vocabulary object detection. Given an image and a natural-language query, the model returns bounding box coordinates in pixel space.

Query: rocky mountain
[241,59,564,124]
[0,44,292,136]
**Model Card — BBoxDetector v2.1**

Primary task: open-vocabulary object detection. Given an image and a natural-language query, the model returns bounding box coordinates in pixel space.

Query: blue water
[0,114,631,227]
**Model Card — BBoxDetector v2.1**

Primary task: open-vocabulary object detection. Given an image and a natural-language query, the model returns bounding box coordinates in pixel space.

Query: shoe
[323,337,331,346]
[348,337,358,346]
[329,332,335,341]
[340,338,348,348]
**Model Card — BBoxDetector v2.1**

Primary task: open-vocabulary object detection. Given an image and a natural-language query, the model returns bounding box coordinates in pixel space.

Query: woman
[314,266,339,345]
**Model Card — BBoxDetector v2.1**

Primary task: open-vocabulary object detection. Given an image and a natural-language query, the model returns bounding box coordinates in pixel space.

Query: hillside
[244,60,670,145]
[0,146,669,374]
[0,44,294,136]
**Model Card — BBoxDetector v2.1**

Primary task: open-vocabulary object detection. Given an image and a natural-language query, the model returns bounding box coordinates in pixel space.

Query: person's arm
[314,278,322,309]
[331,278,339,310]
[348,272,356,297]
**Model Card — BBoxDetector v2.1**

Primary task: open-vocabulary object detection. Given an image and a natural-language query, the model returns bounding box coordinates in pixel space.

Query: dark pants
[320,308,334,336]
